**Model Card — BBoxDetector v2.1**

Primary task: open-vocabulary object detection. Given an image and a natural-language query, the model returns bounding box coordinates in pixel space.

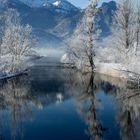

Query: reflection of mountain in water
[0,65,140,140]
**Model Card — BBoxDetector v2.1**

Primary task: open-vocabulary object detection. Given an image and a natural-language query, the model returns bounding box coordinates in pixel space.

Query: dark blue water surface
[0,58,140,140]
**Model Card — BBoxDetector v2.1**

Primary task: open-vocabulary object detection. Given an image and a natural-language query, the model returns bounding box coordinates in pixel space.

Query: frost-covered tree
[62,0,100,72]
[1,9,36,72]
[100,0,140,76]
[0,16,3,56]
[0,0,7,51]
[111,0,136,63]
[85,0,100,71]
[135,1,140,56]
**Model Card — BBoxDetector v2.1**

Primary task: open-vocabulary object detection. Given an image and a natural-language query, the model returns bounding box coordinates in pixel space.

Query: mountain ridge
[2,0,117,47]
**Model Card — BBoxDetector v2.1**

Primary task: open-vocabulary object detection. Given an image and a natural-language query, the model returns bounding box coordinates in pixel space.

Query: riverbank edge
[62,62,140,80]
[95,63,140,81]
[95,63,127,79]
[0,70,28,81]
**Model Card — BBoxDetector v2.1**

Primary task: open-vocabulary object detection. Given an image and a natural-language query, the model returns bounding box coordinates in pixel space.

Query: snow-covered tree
[62,0,101,72]
[85,0,100,71]
[0,16,3,55]
[0,0,8,53]
[98,0,140,77]
[1,9,36,72]
[135,1,140,56]
[111,0,136,63]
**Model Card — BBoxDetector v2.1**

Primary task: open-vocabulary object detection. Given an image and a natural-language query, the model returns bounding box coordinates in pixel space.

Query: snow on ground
[0,54,39,80]
[61,52,140,79]
[0,70,27,80]
[95,63,128,78]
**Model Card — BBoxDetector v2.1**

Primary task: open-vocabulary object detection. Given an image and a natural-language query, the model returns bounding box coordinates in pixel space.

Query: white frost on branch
[61,0,101,72]
[0,9,36,74]
[95,0,140,78]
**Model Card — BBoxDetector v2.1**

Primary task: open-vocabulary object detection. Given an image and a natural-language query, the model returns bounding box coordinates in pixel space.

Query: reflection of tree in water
[68,72,107,140]
[0,68,140,140]
[0,76,32,140]
[0,68,75,140]
[0,115,5,140]
[97,76,140,140]
[69,72,140,140]
[82,74,106,140]
[116,84,140,140]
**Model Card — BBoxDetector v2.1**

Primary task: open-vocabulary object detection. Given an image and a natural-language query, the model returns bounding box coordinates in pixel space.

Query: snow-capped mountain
[17,0,79,14]
[18,0,61,7]
[5,0,81,47]
[2,0,117,47]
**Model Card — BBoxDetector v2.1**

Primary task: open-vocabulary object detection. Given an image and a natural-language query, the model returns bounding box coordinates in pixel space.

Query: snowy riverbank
[0,70,28,80]
[95,63,128,79]
[61,53,140,80]
[95,62,140,80]
[0,54,41,80]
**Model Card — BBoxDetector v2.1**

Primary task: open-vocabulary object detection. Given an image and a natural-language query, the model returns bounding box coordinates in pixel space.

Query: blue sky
[68,0,115,8]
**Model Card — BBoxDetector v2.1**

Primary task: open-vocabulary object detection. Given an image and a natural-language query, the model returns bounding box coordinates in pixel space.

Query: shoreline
[95,63,128,79]
[95,63,140,81]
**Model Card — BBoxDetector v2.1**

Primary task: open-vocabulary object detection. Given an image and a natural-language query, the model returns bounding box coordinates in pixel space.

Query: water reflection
[75,73,107,140]
[0,76,32,140]
[0,66,139,140]
[66,71,140,140]
[97,75,140,140]
[116,83,140,140]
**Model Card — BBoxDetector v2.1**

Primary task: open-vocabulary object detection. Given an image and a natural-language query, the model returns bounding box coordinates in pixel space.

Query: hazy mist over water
[34,47,66,58]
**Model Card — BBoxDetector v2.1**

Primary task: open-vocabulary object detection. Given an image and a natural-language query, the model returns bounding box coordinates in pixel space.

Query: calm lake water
[0,57,140,140]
